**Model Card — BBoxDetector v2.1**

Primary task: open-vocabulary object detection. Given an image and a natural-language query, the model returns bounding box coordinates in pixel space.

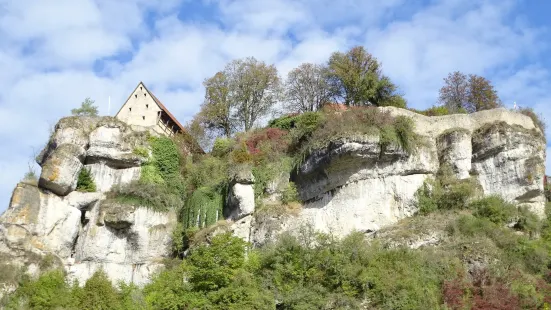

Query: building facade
[115,82,203,153]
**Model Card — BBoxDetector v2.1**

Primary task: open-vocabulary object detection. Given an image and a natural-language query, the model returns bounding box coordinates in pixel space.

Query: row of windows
[128,103,149,112]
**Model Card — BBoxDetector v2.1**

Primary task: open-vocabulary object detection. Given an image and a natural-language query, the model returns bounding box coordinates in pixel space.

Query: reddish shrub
[244,128,290,156]
[443,277,470,310]
[471,281,520,310]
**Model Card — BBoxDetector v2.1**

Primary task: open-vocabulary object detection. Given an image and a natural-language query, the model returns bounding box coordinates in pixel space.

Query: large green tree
[327,46,406,107]
[226,57,281,131]
[284,63,336,112]
[198,72,235,138]
[71,97,99,116]
[438,71,502,113]
[196,57,281,135]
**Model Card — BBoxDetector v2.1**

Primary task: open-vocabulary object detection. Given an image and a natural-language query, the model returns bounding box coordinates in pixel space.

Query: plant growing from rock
[76,167,96,192]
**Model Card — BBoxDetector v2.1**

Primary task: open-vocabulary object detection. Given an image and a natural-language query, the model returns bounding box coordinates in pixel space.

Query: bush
[297,107,418,160]
[132,146,148,158]
[470,196,517,225]
[76,167,96,192]
[79,270,121,310]
[230,142,253,164]
[211,137,233,158]
[280,182,299,205]
[416,167,479,215]
[519,107,546,134]
[108,181,183,212]
[268,113,301,130]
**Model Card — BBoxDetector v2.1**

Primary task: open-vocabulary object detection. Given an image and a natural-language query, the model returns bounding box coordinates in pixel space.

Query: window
[135,94,137,98]
[146,104,149,108]
[142,116,145,120]
[144,93,147,97]
[129,107,132,112]
[140,86,143,91]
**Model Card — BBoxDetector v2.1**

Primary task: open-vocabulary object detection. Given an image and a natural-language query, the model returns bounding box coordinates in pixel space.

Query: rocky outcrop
[0,108,547,293]
[0,116,175,293]
[36,116,148,196]
[248,108,547,244]
[225,167,255,221]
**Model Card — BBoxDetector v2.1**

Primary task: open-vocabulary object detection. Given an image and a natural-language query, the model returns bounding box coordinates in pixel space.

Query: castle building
[115,81,203,153]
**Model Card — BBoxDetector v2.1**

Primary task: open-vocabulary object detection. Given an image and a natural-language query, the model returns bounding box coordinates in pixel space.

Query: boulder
[39,144,85,196]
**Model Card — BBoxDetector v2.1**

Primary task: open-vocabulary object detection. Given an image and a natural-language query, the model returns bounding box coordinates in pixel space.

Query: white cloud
[0,0,550,212]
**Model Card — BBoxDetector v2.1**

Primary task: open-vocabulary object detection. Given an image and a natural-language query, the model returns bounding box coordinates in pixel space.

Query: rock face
[0,116,175,293]
[250,108,546,244]
[0,108,547,292]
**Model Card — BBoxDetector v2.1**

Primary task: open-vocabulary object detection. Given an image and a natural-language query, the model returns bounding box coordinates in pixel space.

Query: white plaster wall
[116,83,162,128]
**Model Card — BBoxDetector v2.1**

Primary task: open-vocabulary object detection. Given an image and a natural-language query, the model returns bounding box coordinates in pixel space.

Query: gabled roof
[117,81,204,154]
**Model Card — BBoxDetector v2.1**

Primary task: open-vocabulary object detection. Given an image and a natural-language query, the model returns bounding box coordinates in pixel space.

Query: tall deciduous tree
[226,57,281,131]
[438,71,501,113]
[71,97,98,116]
[285,63,335,112]
[466,74,502,112]
[327,46,405,107]
[199,72,235,137]
[194,57,281,141]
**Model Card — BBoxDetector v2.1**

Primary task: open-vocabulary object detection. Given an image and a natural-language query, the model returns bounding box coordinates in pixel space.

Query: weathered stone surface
[101,202,136,229]
[87,163,141,192]
[226,183,255,220]
[471,122,546,215]
[87,126,145,168]
[229,165,255,184]
[437,129,472,179]
[1,183,81,261]
[39,144,85,196]
[69,202,177,286]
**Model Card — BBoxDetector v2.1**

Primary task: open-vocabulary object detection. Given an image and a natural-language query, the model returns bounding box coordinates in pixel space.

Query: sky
[0,0,550,212]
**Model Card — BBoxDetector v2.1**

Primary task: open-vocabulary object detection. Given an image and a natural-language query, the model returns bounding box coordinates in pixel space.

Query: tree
[327,46,405,107]
[285,63,335,112]
[199,72,235,137]
[71,97,99,116]
[438,71,501,113]
[226,57,281,131]
[466,74,502,112]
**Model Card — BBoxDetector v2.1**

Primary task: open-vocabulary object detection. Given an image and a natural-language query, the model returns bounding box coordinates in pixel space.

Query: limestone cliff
[0,108,546,296]
[249,107,546,245]
[0,117,176,297]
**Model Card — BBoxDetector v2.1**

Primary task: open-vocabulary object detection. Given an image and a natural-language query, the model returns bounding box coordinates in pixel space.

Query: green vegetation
[71,97,99,117]
[519,107,547,134]
[76,167,96,192]
[7,202,551,310]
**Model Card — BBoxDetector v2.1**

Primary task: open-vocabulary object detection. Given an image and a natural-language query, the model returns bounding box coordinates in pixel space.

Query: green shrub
[79,270,122,310]
[280,182,299,205]
[108,181,183,212]
[148,136,181,185]
[132,146,149,158]
[230,142,253,164]
[416,168,479,215]
[519,107,546,134]
[185,155,228,190]
[268,114,300,130]
[294,111,324,137]
[4,269,77,309]
[470,196,517,225]
[76,167,96,192]
[211,137,233,157]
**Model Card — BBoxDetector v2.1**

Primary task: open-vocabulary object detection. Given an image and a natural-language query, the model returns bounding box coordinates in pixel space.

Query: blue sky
[0,0,550,212]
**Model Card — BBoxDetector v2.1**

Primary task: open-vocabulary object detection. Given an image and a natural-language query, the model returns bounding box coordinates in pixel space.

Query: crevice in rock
[80,209,89,227]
